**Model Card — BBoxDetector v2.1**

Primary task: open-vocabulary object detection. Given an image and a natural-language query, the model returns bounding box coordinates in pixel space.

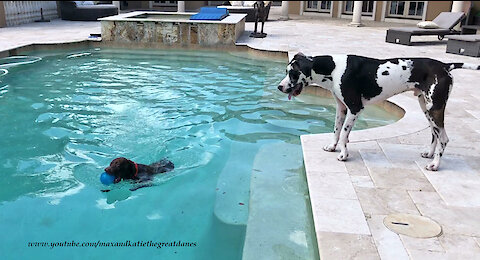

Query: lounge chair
[446,35,480,57]
[59,1,118,21]
[386,12,465,45]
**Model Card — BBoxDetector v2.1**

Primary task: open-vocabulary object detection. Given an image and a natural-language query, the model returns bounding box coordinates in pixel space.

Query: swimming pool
[0,48,398,259]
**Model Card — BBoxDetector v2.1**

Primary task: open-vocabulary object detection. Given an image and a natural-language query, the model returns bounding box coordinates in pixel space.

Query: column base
[348,22,364,27]
[278,16,289,21]
[250,32,267,38]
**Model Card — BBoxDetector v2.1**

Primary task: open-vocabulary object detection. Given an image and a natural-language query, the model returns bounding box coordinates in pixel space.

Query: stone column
[279,1,289,21]
[0,2,6,28]
[112,1,120,12]
[451,1,465,12]
[349,1,363,27]
[177,1,185,12]
[451,1,465,30]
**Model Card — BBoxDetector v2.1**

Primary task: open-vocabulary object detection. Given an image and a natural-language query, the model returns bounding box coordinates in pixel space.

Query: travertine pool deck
[1,16,480,259]
[0,19,100,55]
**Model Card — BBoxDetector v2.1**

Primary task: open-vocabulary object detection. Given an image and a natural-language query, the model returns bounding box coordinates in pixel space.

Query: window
[387,1,424,19]
[343,1,375,16]
[408,1,424,16]
[271,1,283,6]
[153,1,177,7]
[305,1,332,13]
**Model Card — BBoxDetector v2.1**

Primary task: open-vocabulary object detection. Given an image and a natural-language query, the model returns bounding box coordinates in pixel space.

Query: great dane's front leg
[337,109,362,161]
[323,96,347,152]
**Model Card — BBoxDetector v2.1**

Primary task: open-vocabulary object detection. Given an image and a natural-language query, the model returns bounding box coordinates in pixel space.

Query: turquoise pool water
[0,48,398,259]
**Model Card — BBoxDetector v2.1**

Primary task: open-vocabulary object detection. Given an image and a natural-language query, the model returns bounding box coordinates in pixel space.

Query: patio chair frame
[446,35,480,57]
[385,12,465,46]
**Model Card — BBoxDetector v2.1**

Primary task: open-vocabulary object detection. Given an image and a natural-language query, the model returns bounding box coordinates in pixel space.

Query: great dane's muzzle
[278,82,303,100]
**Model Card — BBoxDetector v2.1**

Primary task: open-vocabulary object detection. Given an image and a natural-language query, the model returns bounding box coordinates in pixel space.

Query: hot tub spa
[99,11,246,47]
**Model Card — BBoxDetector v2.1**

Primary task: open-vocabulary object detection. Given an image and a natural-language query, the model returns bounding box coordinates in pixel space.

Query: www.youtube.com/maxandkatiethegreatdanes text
[28,240,198,249]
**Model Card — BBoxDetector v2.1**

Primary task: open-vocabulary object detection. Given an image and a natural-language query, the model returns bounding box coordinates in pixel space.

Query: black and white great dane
[278,53,479,171]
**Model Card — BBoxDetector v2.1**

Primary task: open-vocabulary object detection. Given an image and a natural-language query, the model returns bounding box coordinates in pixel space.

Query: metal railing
[3,1,58,26]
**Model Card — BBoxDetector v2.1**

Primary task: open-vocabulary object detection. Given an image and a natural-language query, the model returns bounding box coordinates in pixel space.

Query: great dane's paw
[421,151,434,158]
[337,152,349,161]
[425,162,439,171]
[323,144,337,152]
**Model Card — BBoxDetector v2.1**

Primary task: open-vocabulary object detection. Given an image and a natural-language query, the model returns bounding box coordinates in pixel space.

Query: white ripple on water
[66,52,91,59]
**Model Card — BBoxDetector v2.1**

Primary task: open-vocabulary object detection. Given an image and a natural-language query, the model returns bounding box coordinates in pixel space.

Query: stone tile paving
[0,19,100,54]
[1,14,480,259]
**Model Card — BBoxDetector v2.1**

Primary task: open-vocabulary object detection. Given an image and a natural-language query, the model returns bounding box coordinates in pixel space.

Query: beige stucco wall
[186,1,208,12]
[426,1,452,20]
[0,2,6,28]
[289,1,301,14]
[473,1,480,10]
[288,1,465,22]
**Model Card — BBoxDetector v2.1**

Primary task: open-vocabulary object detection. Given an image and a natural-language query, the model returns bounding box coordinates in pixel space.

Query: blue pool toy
[100,172,115,185]
[190,7,229,21]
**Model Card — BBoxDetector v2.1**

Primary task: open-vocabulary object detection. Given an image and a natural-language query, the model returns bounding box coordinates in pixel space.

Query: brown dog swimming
[103,157,174,191]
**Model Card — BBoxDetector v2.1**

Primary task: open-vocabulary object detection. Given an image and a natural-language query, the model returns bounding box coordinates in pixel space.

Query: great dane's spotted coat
[278,53,479,171]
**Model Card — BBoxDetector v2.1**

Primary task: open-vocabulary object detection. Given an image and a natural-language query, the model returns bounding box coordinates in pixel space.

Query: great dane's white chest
[329,55,349,102]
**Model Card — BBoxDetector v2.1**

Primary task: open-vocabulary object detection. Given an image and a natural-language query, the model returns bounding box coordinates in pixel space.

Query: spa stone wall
[101,20,244,46]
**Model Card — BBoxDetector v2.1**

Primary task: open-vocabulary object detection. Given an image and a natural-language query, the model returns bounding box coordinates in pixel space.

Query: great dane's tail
[446,63,480,71]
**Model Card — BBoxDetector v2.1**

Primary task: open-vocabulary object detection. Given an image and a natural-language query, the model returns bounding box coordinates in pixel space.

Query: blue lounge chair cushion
[190,7,229,21]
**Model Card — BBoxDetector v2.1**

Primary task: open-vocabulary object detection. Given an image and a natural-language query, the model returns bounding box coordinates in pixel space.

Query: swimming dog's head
[104,157,137,183]
[277,52,313,100]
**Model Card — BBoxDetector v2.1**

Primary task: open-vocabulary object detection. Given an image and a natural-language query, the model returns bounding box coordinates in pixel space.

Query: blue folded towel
[190,7,229,21]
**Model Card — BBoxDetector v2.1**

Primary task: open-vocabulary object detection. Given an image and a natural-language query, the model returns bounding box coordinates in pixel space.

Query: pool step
[213,141,257,226]
[242,142,319,260]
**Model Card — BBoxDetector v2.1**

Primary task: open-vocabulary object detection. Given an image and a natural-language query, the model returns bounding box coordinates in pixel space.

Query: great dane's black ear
[293,56,314,78]
[294,52,306,60]
[312,56,336,76]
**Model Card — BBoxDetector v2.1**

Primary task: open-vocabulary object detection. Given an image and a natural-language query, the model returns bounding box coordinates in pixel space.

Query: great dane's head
[277,52,313,100]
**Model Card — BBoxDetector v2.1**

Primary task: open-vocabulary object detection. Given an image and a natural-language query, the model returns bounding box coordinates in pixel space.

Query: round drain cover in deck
[383,213,442,238]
